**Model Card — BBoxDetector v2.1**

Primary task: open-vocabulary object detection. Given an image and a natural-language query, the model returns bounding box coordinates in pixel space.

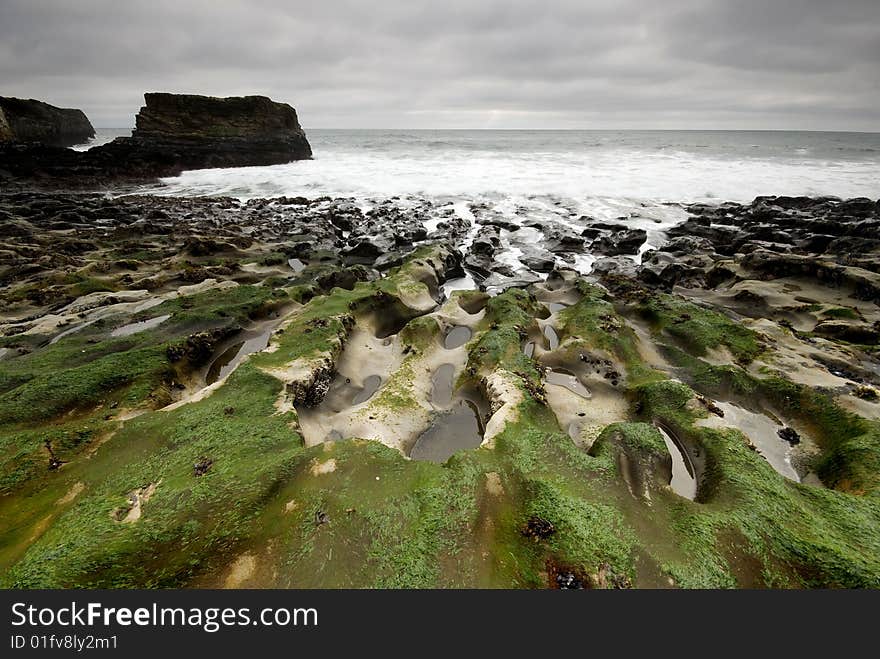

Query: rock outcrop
[105,93,312,174]
[0,97,95,147]
[0,93,311,182]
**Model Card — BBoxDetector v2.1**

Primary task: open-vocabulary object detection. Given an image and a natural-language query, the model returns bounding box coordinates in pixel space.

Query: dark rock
[315,266,372,291]
[813,320,879,344]
[373,249,414,271]
[777,427,801,445]
[0,97,95,147]
[341,240,383,259]
[555,571,585,589]
[658,236,715,256]
[521,254,556,273]
[592,228,647,256]
[470,225,501,255]
[544,229,586,253]
[193,457,214,477]
[592,256,640,280]
[183,236,226,256]
[522,516,555,540]
[0,92,311,180]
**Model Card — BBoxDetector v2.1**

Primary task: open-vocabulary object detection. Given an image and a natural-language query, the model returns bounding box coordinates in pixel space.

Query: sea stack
[0,92,312,181]
[104,92,313,174]
[0,97,95,147]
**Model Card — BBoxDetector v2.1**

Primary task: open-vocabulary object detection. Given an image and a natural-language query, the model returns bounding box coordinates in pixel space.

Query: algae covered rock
[590,422,673,500]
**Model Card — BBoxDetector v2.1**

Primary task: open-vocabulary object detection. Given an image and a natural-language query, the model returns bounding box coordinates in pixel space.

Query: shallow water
[431,364,456,407]
[205,324,277,385]
[697,401,802,481]
[288,258,306,272]
[410,399,484,463]
[444,326,472,349]
[657,426,697,500]
[351,375,382,405]
[543,325,559,351]
[441,273,478,299]
[110,314,170,338]
[545,368,591,398]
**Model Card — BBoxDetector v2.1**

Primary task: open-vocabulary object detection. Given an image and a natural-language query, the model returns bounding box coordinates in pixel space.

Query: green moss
[368,361,420,413]
[1,364,302,588]
[0,346,168,426]
[399,316,441,351]
[638,293,764,365]
[559,282,664,386]
[4,251,880,589]
[660,344,880,497]
[258,252,287,267]
[633,377,880,588]
[520,478,636,585]
[594,422,667,458]
[467,288,544,390]
[821,307,860,320]
[65,276,118,298]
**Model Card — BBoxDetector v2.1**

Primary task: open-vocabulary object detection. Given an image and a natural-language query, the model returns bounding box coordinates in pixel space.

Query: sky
[0,0,878,130]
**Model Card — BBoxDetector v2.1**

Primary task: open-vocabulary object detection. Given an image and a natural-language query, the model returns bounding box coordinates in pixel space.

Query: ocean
[76,128,880,275]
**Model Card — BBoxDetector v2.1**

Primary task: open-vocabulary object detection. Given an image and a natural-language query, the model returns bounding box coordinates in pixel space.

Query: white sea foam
[154,129,880,203]
[145,129,880,277]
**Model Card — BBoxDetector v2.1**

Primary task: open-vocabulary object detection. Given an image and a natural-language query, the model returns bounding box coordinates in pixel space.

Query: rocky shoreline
[1,187,880,588]
[0,93,311,183]
[0,97,95,147]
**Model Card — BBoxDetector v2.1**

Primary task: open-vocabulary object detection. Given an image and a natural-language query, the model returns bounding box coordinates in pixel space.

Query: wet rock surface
[2,188,880,590]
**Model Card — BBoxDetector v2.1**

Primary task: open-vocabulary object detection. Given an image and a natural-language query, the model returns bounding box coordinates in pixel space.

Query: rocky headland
[2,186,880,589]
[0,93,311,182]
[0,97,95,147]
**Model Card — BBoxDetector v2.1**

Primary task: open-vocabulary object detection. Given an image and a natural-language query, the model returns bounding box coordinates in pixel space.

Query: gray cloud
[0,0,877,129]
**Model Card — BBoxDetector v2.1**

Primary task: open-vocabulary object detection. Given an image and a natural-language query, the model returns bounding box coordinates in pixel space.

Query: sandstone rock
[813,320,879,345]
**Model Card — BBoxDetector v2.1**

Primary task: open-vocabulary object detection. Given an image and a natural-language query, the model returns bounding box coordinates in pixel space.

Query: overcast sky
[1,0,878,130]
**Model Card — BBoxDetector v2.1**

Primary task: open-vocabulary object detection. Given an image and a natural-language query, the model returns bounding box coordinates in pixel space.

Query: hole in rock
[431,364,456,407]
[352,374,382,405]
[543,325,559,351]
[410,399,485,463]
[444,326,472,349]
[205,323,278,385]
[544,368,591,398]
[656,426,697,500]
[696,401,812,483]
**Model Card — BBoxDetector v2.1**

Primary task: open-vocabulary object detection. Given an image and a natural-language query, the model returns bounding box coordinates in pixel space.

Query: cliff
[102,93,312,173]
[0,93,311,181]
[0,97,95,147]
